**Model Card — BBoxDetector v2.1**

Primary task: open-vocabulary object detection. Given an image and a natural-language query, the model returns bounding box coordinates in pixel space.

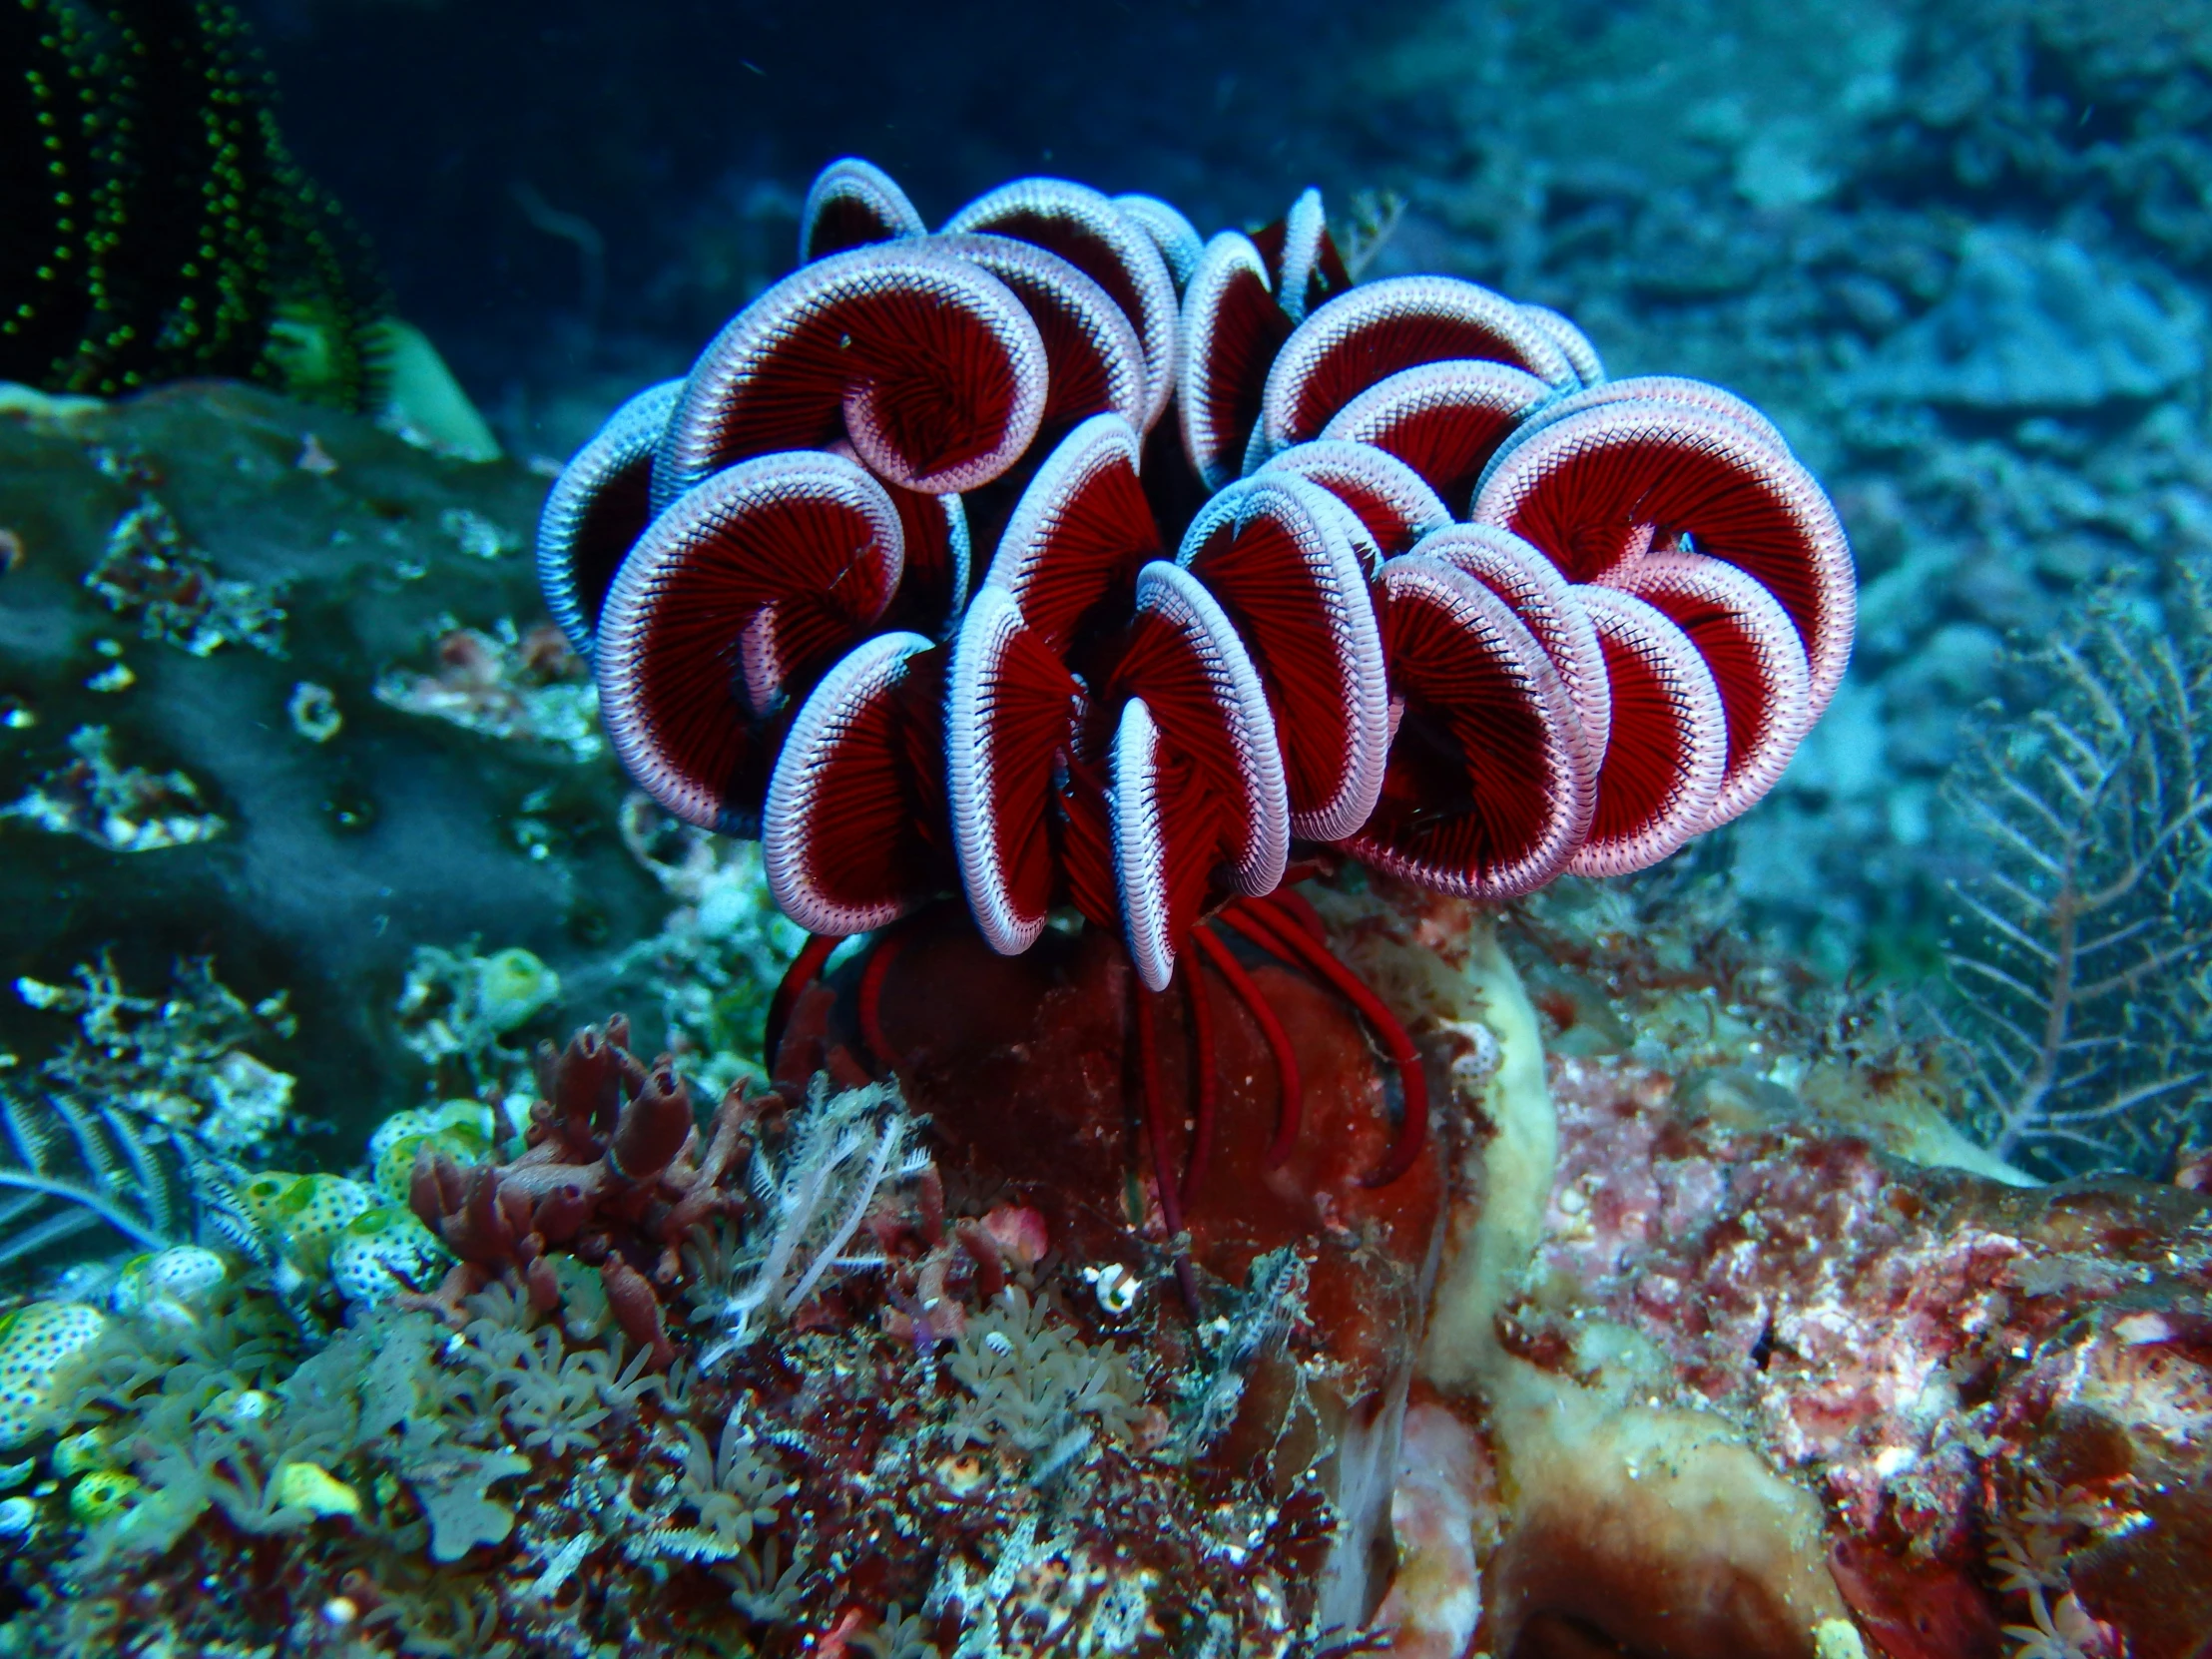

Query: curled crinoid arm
[765,632,951,937]
[798,156,927,264]
[1179,231,1293,490]
[536,378,681,661]
[656,243,1049,506]
[1113,192,1205,290]
[1346,555,1594,900]
[1319,358,1553,518]
[1563,586,1727,877]
[1257,274,1578,462]
[595,451,905,835]
[1472,392,1855,717]
[1179,474,1388,841]
[943,177,1182,429]
[1256,439,1452,560]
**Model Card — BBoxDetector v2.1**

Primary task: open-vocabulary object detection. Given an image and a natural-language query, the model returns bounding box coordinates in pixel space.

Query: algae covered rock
[0,383,667,1141]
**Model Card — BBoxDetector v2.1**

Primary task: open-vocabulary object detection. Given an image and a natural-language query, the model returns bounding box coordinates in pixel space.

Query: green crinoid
[1,0,392,408]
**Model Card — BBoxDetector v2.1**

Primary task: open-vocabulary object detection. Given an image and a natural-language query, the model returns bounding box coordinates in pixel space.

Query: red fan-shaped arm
[1274,188,1354,323]
[764,633,951,934]
[1602,552,1813,830]
[1179,475,1388,840]
[1257,276,1578,462]
[537,378,682,659]
[1343,555,1595,899]
[980,414,1164,658]
[943,178,1181,429]
[1255,439,1453,560]
[1178,232,1294,492]
[596,451,903,834]
[658,244,1047,505]
[875,481,972,641]
[933,233,1150,438]
[1320,359,1553,518]
[1517,302,1606,389]
[1412,522,1613,772]
[1112,699,1238,992]
[1112,193,1205,291]
[1097,562,1289,900]
[1471,396,1855,716]
[798,157,927,264]
[1564,585,1728,876]
[946,586,1087,955]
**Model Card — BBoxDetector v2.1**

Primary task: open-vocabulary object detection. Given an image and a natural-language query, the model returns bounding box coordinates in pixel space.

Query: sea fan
[1940,572,2212,1176]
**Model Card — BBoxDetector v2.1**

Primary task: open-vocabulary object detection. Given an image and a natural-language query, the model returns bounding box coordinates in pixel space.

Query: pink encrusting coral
[1488,1053,2212,1658]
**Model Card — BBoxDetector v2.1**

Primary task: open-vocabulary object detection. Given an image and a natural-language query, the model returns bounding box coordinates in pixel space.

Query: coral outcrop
[0,382,670,1129]
[1367,875,2212,1659]
[0,855,2204,1657]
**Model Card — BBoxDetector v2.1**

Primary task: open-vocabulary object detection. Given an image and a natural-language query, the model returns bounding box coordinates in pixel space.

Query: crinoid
[537,158,1857,1280]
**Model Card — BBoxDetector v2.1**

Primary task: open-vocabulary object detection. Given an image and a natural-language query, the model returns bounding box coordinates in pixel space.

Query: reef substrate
[2,871,2206,1657]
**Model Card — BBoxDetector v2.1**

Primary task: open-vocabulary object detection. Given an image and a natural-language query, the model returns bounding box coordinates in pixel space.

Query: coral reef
[7,9,2212,1650]
[1340,874,2211,1659]
[0,871,2201,1656]
[0,959,1430,1655]
[0,954,283,1273]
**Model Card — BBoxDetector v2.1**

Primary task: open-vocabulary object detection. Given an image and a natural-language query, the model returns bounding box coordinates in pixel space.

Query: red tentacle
[1132,973,1201,1313]
[1220,897,1429,1188]
[766,931,844,1066]
[1191,922,1304,1168]
[1267,885,1330,943]
[1182,948,1217,1209]
[857,930,908,1072]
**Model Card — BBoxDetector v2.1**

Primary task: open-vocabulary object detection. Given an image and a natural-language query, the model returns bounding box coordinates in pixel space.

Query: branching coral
[1941,570,2212,1174]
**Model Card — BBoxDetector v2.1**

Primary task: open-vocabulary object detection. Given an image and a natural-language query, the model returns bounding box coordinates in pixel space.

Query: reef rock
[0,383,665,1128]
[1377,886,2212,1659]
[1849,230,2203,410]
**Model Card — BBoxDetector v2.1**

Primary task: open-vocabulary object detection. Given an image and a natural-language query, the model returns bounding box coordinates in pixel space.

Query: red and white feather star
[536,157,1859,1189]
